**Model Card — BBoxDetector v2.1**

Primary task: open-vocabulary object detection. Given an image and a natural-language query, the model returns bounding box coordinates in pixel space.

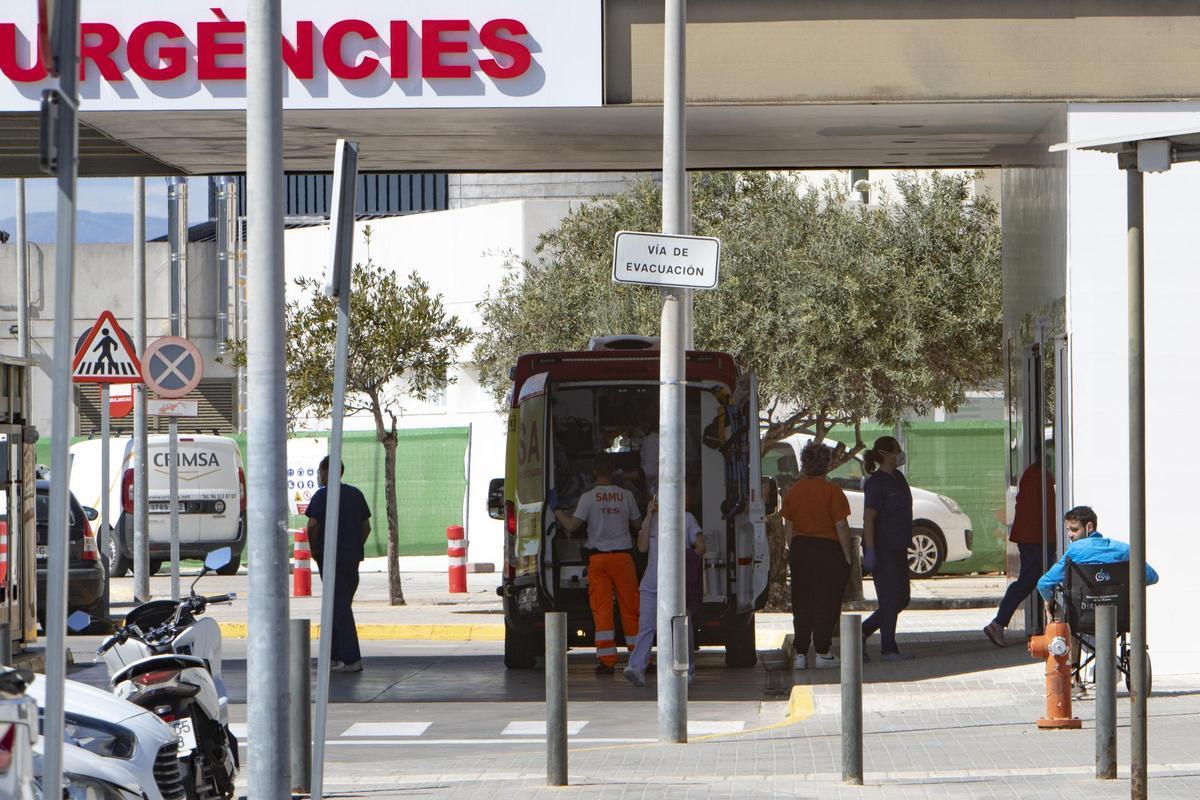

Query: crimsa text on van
[152,451,221,469]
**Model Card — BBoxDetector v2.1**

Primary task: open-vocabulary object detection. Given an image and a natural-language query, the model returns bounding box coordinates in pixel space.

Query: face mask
[895,451,907,467]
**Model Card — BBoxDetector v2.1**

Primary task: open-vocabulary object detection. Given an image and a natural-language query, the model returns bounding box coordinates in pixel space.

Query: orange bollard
[447,525,467,593]
[1028,613,1082,730]
[292,528,312,597]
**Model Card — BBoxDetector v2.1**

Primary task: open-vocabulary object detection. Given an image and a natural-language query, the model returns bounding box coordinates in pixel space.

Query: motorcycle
[93,548,239,800]
[0,667,37,800]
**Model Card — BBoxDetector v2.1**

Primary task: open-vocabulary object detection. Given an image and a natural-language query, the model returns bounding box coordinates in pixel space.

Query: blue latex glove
[862,547,877,572]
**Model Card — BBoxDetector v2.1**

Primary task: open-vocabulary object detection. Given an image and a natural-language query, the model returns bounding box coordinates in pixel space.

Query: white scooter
[93,548,239,800]
[0,667,37,800]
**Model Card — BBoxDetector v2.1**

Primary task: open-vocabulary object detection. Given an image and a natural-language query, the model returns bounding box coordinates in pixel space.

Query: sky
[0,176,212,232]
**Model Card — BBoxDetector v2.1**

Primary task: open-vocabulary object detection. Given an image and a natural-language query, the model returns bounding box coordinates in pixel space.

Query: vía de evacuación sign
[611,230,722,291]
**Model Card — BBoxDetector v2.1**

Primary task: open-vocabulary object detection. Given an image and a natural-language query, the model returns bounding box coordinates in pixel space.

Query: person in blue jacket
[1037,505,1159,601]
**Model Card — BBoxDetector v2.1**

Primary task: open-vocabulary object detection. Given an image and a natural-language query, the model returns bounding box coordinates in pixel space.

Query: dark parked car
[33,480,107,625]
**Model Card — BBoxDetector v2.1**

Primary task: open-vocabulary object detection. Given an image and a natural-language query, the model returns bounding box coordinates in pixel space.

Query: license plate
[35,545,48,560]
[173,718,198,756]
[150,501,188,514]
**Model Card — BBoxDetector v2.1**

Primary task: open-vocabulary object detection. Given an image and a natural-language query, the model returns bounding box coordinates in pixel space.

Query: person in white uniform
[623,495,705,687]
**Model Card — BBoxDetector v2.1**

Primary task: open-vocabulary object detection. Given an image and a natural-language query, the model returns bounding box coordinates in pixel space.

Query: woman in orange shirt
[782,441,854,669]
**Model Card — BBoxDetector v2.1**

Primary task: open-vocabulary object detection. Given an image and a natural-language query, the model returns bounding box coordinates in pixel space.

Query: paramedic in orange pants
[555,453,642,674]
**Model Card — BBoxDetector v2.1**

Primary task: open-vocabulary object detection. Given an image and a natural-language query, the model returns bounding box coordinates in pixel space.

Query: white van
[68,435,246,577]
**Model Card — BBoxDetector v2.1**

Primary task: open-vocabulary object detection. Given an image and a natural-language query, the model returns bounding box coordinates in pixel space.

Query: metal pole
[99,385,111,617]
[133,177,150,602]
[841,613,863,785]
[166,178,188,340]
[289,618,312,793]
[247,0,290,794]
[657,0,688,745]
[1126,167,1147,800]
[44,1,82,795]
[463,421,473,544]
[168,417,180,601]
[15,179,29,363]
[0,622,9,665]
[312,138,358,800]
[546,611,568,786]
[247,0,290,793]
[1095,604,1117,780]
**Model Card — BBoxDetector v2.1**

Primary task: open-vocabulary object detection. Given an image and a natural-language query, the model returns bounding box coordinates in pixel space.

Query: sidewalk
[108,568,1006,643]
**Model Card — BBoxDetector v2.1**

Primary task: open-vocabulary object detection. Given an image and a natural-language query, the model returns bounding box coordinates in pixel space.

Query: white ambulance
[68,435,246,577]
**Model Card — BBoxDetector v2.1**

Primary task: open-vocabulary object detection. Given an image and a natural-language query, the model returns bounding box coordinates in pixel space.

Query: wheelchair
[1056,559,1152,696]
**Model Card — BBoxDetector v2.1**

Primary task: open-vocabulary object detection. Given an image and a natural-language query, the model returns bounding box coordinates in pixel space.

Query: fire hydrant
[1027,603,1082,730]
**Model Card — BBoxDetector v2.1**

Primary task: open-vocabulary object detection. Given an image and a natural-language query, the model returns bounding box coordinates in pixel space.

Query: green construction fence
[38,426,469,559]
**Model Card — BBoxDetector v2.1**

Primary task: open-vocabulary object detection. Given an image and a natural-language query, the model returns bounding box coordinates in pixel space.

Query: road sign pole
[657,0,688,745]
[44,1,81,796]
[312,138,359,800]
[134,177,151,602]
[169,417,180,601]
[246,0,291,796]
[100,384,111,616]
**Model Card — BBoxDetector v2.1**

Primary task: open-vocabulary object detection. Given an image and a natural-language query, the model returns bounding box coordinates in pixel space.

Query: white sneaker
[793,654,808,670]
[814,651,840,669]
[623,666,645,687]
[331,660,363,673]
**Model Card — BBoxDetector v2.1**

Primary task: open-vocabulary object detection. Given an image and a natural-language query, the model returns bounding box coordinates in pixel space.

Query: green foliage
[474,171,1002,449]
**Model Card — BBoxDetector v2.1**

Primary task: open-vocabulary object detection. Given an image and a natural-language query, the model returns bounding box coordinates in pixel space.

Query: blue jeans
[627,588,695,677]
[994,542,1056,627]
[862,548,911,654]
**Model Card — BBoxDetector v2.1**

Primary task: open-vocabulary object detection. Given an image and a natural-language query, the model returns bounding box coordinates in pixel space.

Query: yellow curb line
[217,623,505,641]
[570,684,814,754]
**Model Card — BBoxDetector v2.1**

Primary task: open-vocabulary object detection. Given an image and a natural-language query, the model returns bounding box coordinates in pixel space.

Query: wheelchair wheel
[1121,641,1153,696]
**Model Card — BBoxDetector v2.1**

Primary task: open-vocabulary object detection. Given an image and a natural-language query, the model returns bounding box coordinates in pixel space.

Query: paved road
[63,614,1200,799]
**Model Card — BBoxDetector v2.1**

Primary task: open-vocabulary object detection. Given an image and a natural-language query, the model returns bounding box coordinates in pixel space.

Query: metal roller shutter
[75,380,238,436]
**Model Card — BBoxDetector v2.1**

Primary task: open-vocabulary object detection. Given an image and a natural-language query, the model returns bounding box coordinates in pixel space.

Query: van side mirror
[762,476,780,516]
[487,478,505,520]
[82,506,99,521]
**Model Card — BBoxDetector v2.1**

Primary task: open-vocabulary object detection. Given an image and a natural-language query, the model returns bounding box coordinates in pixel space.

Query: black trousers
[789,536,851,656]
[862,548,911,653]
[316,560,362,664]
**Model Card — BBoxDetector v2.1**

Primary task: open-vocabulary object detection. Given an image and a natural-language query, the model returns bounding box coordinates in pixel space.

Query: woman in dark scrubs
[861,436,915,661]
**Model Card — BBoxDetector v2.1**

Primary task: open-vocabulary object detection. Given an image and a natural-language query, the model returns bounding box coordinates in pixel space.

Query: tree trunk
[765,511,791,612]
[383,434,405,605]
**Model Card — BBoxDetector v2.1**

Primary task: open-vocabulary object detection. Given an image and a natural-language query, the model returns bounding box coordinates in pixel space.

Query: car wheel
[108,535,131,578]
[908,525,946,579]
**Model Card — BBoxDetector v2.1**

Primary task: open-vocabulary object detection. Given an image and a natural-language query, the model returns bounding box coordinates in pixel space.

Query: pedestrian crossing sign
[71,310,143,384]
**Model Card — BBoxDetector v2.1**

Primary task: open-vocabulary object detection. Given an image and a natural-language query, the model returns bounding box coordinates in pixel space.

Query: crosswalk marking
[343,722,432,737]
[502,720,588,736]
[687,721,745,735]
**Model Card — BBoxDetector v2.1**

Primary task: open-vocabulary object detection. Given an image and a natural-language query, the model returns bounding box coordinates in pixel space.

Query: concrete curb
[217,622,505,641]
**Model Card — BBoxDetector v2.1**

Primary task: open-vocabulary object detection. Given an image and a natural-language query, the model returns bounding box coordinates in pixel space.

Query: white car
[764,435,974,578]
[27,674,185,800]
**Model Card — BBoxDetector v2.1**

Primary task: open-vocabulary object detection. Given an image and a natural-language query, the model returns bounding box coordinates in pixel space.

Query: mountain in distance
[0,211,169,245]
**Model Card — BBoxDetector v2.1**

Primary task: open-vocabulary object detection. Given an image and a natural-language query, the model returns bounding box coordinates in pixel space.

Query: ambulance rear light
[505,501,516,537]
[0,723,14,773]
[122,467,135,514]
[503,501,516,580]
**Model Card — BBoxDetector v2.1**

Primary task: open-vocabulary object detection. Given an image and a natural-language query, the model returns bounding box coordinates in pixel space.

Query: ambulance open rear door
[726,372,768,614]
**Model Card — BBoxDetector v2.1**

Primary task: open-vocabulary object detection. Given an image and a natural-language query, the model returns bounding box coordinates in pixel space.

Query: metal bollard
[545,612,568,786]
[289,619,312,793]
[841,613,863,785]
[1095,605,1117,780]
[0,621,10,665]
